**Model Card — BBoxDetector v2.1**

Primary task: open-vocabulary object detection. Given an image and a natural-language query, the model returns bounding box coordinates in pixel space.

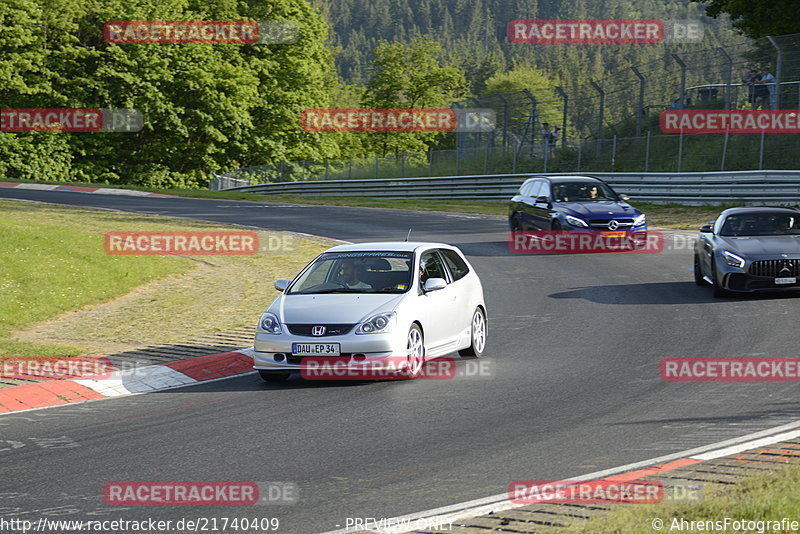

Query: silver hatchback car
[253,242,487,382]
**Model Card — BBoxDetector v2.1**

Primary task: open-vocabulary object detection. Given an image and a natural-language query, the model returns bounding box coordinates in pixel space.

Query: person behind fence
[541,123,554,157]
[742,69,758,108]
[753,68,770,109]
[550,126,560,155]
[758,67,776,109]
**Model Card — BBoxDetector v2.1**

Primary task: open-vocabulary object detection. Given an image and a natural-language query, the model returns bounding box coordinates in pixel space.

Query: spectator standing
[759,67,777,109]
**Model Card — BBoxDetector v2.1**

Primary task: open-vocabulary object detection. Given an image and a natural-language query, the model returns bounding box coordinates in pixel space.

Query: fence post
[512,145,518,173]
[759,131,765,170]
[301,160,306,181]
[631,66,645,137]
[721,130,729,171]
[767,36,783,109]
[375,154,379,179]
[428,149,433,176]
[611,135,617,170]
[716,47,733,109]
[644,130,651,172]
[555,86,568,148]
[590,81,605,155]
[348,157,353,179]
[677,132,684,172]
[401,152,406,177]
[484,143,489,174]
[671,54,687,108]
[325,158,329,180]
[576,140,582,172]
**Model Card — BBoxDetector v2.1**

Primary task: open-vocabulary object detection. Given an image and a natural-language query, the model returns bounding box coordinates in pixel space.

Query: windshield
[552,181,618,202]
[719,213,800,236]
[287,251,414,294]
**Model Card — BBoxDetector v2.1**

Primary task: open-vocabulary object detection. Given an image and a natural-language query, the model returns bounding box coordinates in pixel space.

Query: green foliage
[0,0,337,187]
[692,0,800,38]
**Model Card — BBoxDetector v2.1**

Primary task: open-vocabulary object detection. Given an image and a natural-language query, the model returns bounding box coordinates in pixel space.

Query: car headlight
[259,312,282,334]
[356,312,396,334]
[722,250,745,268]
[564,215,588,228]
[633,213,646,227]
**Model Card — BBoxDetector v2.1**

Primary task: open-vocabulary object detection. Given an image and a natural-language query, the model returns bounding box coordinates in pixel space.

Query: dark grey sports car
[694,207,800,297]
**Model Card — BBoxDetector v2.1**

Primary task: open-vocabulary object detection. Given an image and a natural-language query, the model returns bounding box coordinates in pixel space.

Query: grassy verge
[0,200,328,357]
[2,178,748,229]
[548,465,800,533]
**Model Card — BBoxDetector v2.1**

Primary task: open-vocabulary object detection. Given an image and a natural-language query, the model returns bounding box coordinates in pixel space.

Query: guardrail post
[590,81,605,155]
[555,86,568,147]
[716,47,733,109]
[631,66,645,137]
[644,130,651,172]
[671,54,687,108]
[767,36,782,109]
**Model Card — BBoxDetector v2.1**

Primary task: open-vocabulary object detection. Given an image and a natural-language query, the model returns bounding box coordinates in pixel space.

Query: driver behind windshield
[338,261,371,289]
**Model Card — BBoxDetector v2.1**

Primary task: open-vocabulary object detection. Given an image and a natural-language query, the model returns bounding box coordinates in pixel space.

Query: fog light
[274,353,285,362]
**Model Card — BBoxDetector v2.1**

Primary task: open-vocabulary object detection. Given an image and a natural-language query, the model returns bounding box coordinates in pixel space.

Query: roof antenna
[404,228,412,242]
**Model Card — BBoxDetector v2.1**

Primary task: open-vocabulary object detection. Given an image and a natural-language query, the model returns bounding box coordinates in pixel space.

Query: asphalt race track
[2,189,800,533]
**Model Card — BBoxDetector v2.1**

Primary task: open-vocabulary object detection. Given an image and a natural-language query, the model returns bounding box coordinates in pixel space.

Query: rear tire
[551,220,562,231]
[259,370,290,383]
[693,254,705,286]
[459,307,487,358]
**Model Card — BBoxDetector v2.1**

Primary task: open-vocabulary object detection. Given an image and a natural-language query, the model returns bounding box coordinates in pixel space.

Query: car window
[530,180,545,199]
[719,213,800,236]
[519,180,535,196]
[289,251,413,294]
[553,181,616,202]
[440,249,470,281]
[419,251,448,285]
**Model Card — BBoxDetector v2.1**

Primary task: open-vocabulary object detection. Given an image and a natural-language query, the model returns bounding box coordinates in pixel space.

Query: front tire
[551,220,562,231]
[693,254,705,286]
[510,213,522,231]
[259,370,290,383]
[404,324,425,378]
[459,307,487,358]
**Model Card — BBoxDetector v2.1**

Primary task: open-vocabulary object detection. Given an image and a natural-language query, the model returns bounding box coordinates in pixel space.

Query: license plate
[603,231,627,238]
[292,343,340,356]
[775,277,797,285]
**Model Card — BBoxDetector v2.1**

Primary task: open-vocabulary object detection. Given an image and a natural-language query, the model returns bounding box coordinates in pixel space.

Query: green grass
[0,200,327,357]
[546,465,800,533]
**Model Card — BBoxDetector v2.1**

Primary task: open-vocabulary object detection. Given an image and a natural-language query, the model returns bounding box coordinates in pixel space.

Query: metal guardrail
[223,170,800,206]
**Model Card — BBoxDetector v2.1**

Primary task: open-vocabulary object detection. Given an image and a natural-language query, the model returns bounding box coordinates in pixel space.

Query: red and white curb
[320,420,800,534]
[0,181,174,197]
[0,349,256,414]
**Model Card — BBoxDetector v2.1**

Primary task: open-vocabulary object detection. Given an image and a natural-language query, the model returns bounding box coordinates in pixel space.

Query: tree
[361,37,468,155]
[691,0,800,38]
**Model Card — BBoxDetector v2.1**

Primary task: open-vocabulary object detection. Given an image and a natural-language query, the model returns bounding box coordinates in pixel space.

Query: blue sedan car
[508,175,646,235]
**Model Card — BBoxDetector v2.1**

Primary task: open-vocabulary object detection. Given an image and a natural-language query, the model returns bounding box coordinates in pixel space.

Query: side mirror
[620,194,630,202]
[423,278,447,292]
[274,279,290,291]
[699,224,713,233]
[535,195,550,204]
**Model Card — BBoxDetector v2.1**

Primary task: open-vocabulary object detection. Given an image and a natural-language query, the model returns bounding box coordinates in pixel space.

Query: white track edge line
[319,418,800,534]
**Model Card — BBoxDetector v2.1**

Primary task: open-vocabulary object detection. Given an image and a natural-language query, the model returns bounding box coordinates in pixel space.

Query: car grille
[588,218,634,230]
[286,324,356,337]
[748,260,800,278]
